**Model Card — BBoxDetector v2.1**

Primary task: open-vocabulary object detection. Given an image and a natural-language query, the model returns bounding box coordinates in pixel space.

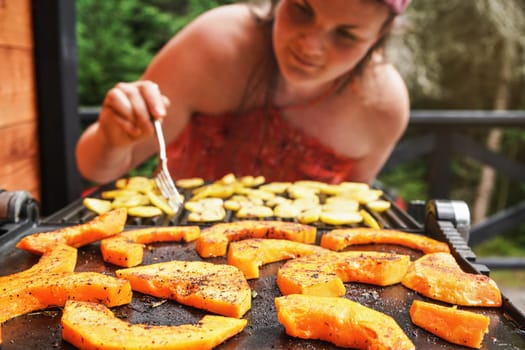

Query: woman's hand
[98,80,170,147]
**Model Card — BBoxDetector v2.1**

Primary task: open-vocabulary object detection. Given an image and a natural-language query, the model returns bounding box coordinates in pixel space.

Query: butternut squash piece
[116,260,251,318]
[410,300,490,349]
[1,271,132,323]
[227,238,328,279]
[16,208,127,254]
[101,226,200,267]
[196,220,316,258]
[321,228,450,254]
[277,251,410,296]
[61,300,247,350]
[402,252,502,307]
[0,243,77,284]
[275,294,415,350]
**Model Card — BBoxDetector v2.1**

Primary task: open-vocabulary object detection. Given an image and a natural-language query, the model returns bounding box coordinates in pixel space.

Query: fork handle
[153,119,167,161]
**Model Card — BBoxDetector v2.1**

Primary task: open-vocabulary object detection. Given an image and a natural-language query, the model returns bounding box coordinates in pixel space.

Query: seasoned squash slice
[410,300,490,349]
[275,294,415,350]
[196,220,316,258]
[116,260,251,318]
[61,300,247,350]
[277,251,410,296]
[16,208,127,254]
[100,226,200,267]
[1,271,132,323]
[227,238,329,279]
[402,252,502,307]
[0,243,77,284]
[321,228,450,254]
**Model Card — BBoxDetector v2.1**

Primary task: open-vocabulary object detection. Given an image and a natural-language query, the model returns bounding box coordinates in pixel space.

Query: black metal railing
[382,110,525,269]
[79,108,525,269]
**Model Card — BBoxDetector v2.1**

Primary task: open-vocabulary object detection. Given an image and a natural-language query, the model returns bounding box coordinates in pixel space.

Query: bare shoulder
[358,55,410,137]
[143,4,264,112]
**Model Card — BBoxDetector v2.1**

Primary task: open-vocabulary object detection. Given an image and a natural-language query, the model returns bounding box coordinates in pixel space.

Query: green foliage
[76,0,178,105]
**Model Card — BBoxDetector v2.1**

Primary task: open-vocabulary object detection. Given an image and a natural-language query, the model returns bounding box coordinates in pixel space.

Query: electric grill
[1,184,524,350]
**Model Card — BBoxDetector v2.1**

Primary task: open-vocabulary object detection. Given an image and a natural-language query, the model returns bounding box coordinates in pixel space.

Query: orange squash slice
[196,220,316,258]
[401,252,502,307]
[410,300,490,349]
[116,260,251,318]
[227,238,329,279]
[1,271,132,323]
[0,243,77,284]
[101,226,200,267]
[277,251,410,296]
[320,228,450,254]
[61,300,247,350]
[16,208,127,254]
[275,294,415,350]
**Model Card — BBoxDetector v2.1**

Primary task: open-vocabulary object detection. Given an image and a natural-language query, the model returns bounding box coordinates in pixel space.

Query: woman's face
[273,0,390,87]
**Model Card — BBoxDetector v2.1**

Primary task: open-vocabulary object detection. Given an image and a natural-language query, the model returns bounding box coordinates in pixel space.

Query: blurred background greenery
[75,0,525,283]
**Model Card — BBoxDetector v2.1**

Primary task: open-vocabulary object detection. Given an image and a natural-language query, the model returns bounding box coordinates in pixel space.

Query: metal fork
[153,119,183,211]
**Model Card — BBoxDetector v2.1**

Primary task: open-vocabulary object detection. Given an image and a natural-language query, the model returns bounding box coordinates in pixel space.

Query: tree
[384,0,525,227]
[76,0,178,105]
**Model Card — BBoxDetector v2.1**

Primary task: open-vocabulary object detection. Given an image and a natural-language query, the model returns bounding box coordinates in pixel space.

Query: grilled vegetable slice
[410,300,490,349]
[402,252,502,307]
[320,228,450,254]
[227,239,329,279]
[275,294,415,350]
[196,220,316,258]
[0,243,77,285]
[1,271,132,323]
[127,205,163,217]
[277,251,410,296]
[62,300,247,350]
[82,197,112,215]
[16,208,127,254]
[319,210,362,226]
[175,177,205,189]
[116,260,251,318]
[100,226,200,267]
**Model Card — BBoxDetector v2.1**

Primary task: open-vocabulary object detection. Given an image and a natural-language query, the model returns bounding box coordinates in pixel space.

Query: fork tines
[155,169,183,211]
[152,119,183,212]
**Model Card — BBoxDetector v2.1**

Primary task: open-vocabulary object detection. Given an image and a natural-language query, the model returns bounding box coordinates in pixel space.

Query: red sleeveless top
[165,108,355,184]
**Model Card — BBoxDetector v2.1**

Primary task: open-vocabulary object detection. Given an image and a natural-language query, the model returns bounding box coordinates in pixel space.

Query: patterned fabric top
[165,108,354,184]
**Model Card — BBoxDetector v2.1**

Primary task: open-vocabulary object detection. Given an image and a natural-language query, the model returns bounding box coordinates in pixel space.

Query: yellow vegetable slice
[176,177,205,189]
[320,210,362,226]
[297,207,321,224]
[240,175,265,187]
[236,205,273,218]
[274,202,301,219]
[184,198,224,212]
[126,176,155,192]
[188,207,226,222]
[367,199,391,212]
[100,189,139,200]
[82,197,112,215]
[146,190,176,216]
[127,206,163,218]
[360,209,380,229]
[111,194,149,209]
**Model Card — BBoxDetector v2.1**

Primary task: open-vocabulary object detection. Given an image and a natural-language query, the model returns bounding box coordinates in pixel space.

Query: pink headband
[382,0,411,14]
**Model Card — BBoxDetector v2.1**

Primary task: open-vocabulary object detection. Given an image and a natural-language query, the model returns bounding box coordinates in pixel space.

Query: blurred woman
[76,0,411,185]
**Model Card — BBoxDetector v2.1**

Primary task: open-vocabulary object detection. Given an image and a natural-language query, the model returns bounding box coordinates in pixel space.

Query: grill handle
[0,190,40,224]
[425,199,471,242]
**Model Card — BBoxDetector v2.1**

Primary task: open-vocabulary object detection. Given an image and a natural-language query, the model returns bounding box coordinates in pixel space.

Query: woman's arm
[76,4,258,184]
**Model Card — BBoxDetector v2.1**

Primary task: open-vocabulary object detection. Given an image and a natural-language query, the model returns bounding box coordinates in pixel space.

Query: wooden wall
[0,0,40,200]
